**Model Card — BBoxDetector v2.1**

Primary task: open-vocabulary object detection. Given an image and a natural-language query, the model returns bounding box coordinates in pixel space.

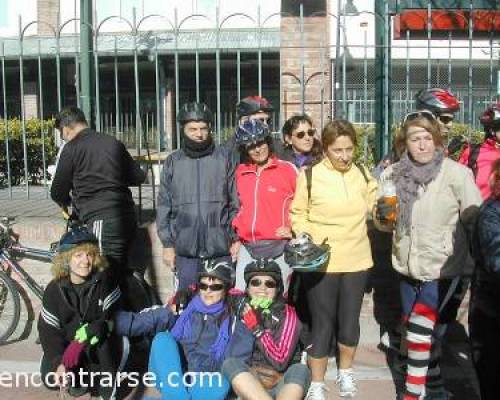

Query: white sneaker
[306,381,329,400]
[336,368,357,397]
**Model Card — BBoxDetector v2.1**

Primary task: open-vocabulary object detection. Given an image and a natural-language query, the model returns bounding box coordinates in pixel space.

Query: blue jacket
[114,305,254,372]
[472,198,500,318]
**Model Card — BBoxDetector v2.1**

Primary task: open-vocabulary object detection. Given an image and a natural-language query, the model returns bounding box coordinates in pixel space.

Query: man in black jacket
[156,102,239,289]
[51,107,146,272]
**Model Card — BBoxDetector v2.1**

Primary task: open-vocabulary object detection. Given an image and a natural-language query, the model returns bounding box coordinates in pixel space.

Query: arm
[255,305,301,371]
[37,285,67,369]
[50,147,73,208]
[365,169,378,215]
[477,204,500,281]
[156,155,176,248]
[114,307,175,337]
[289,170,310,236]
[121,142,147,186]
[456,167,482,240]
[226,150,240,243]
[225,319,255,363]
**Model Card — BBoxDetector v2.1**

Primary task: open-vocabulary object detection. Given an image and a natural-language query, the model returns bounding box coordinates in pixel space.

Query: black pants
[302,270,369,358]
[469,305,500,400]
[85,212,138,272]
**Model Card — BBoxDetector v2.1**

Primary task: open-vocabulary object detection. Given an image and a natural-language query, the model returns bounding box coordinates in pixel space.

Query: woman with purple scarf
[114,258,254,400]
[375,111,482,400]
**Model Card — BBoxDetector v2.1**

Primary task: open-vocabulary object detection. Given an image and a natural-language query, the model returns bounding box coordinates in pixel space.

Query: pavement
[0,185,481,399]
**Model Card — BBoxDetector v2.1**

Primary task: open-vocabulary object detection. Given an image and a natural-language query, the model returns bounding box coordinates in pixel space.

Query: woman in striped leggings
[375,111,482,400]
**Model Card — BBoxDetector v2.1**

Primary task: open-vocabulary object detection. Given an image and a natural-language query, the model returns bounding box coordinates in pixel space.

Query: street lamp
[334,0,358,118]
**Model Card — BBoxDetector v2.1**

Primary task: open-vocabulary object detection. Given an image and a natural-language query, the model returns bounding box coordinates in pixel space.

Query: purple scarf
[170,294,230,363]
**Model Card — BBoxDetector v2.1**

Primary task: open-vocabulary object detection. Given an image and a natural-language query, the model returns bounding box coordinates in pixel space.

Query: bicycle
[0,215,161,344]
[0,216,55,344]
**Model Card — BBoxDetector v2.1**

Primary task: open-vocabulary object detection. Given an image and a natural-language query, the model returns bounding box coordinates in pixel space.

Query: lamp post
[333,0,358,119]
[80,0,94,125]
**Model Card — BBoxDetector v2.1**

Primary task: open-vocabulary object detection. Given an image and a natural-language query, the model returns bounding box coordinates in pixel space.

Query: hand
[230,241,241,262]
[62,340,86,369]
[55,364,67,387]
[163,247,176,271]
[242,303,263,336]
[376,198,395,224]
[275,226,292,239]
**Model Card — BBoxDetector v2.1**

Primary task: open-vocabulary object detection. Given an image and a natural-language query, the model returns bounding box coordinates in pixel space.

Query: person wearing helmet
[458,102,500,199]
[415,88,460,142]
[290,120,378,399]
[50,106,146,272]
[157,102,240,290]
[226,95,285,164]
[469,158,500,400]
[38,226,124,399]
[222,259,311,400]
[231,119,298,293]
[114,257,255,400]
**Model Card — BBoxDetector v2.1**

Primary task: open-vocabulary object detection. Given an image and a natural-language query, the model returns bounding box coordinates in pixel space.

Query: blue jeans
[148,332,230,400]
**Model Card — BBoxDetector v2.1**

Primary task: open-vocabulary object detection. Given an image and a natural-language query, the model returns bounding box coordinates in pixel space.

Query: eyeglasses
[249,278,277,289]
[402,110,436,125]
[437,115,454,125]
[293,129,316,139]
[198,282,225,292]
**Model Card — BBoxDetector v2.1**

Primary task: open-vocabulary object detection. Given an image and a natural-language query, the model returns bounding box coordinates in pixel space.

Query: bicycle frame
[0,249,49,301]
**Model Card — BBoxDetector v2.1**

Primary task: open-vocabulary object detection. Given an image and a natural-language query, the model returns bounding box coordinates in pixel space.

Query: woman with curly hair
[38,226,124,399]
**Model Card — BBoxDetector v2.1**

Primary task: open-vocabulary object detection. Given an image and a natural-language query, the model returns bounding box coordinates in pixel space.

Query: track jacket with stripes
[37,269,122,371]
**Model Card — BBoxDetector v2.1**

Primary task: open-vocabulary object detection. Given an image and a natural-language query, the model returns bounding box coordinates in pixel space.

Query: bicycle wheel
[0,270,21,344]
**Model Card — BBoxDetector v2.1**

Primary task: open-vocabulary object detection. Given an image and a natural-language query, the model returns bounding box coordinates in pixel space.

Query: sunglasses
[249,278,277,289]
[402,110,436,125]
[293,129,316,139]
[438,115,454,125]
[198,282,225,292]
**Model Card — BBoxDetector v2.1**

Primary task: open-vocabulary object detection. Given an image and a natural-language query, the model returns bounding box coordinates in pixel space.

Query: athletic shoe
[336,368,357,397]
[306,381,329,400]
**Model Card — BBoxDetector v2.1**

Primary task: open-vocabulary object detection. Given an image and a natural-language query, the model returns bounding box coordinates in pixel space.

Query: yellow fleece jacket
[290,159,378,273]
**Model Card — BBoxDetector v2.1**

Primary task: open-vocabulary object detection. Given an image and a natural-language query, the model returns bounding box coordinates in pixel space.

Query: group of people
[37,88,500,400]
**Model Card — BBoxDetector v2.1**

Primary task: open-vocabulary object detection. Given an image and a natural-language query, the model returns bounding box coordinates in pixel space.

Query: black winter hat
[199,257,235,287]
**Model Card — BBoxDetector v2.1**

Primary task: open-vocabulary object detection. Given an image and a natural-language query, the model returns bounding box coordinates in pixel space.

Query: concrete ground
[0,186,481,399]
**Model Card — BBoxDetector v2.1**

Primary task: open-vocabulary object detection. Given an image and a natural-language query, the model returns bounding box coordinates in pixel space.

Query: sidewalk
[0,186,480,399]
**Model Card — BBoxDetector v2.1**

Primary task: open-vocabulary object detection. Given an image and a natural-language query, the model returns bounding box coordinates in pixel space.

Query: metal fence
[0,3,499,199]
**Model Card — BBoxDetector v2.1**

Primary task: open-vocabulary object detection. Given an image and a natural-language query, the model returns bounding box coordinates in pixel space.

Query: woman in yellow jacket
[290,120,377,399]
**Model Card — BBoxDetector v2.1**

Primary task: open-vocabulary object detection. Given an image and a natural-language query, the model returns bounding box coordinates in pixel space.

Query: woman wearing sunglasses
[232,119,298,294]
[281,115,323,169]
[114,258,254,400]
[290,120,378,399]
[375,112,481,400]
[222,259,311,400]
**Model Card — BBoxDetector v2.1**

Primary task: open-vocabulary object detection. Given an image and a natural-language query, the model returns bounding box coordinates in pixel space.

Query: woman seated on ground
[38,226,124,400]
[114,258,253,400]
[222,259,311,400]
[281,114,323,169]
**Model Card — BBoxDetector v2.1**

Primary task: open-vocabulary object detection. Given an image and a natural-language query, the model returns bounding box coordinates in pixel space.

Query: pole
[80,0,94,125]
[375,0,391,161]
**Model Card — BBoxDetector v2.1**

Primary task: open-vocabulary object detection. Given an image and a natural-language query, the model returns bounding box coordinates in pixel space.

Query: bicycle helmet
[58,226,98,253]
[235,119,271,147]
[236,96,274,119]
[284,233,330,272]
[415,88,460,115]
[199,257,236,287]
[244,258,282,287]
[480,103,500,135]
[177,102,213,125]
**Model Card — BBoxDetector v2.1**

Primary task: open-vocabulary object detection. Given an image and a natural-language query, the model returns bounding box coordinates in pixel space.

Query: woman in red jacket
[231,119,298,293]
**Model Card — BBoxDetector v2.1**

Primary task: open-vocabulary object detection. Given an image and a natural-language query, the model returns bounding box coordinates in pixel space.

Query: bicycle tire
[0,270,21,344]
